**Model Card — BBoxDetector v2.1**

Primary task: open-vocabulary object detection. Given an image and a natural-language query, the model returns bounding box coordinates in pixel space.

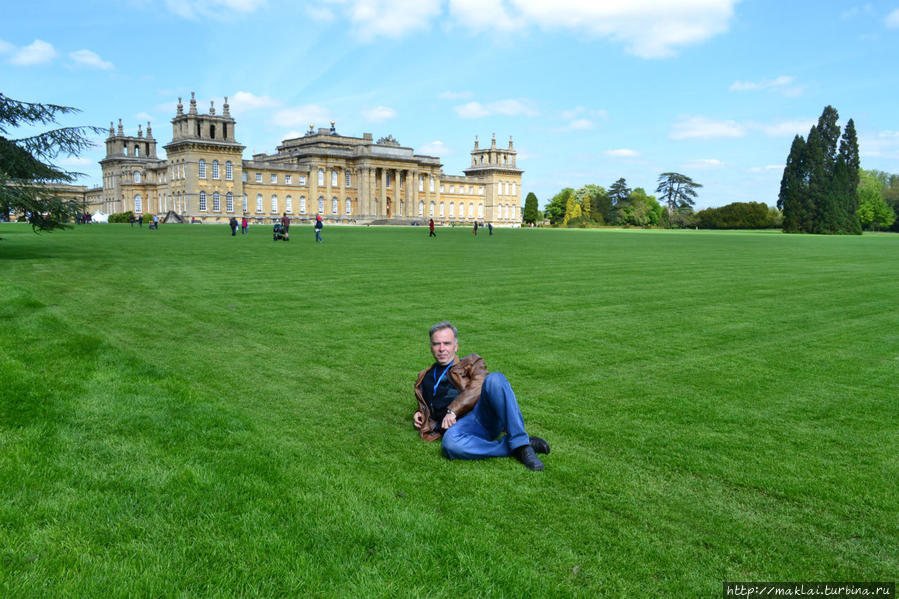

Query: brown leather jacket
[414,353,487,441]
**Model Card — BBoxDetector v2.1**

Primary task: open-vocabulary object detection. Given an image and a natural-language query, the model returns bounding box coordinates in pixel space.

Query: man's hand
[413,411,425,429]
[441,411,457,430]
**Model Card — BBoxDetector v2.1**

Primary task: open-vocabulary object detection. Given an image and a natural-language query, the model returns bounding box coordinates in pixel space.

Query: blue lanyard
[433,360,454,395]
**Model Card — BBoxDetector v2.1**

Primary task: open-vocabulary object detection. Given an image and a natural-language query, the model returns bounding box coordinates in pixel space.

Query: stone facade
[98,93,523,225]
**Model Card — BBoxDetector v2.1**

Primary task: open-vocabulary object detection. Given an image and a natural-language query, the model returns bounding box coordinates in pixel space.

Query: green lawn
[1,222,896,598]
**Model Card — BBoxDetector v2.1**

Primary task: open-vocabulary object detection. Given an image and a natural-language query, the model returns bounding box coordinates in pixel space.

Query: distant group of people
[227,213,324,243]
[428,219,493,238]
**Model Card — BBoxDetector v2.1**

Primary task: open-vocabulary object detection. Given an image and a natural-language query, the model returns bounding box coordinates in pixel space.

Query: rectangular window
[226,162,233,180]
[242,194,248,212]
[450,185,455,193]
[440,184,444,192]
[271,174,277,184]
[212,161,219,179]
[256,173,262,183]
[285,174,292,184]
[331,170,338,187]
[242,171,247,182]
[419,176,423,192]
[299,175,307,185]
[346,171,351,187]
[198,160,206,179]
[430,177,435,192]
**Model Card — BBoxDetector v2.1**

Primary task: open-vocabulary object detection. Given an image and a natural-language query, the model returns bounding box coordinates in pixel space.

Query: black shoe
[529,436,550,455]
[512,444,545,471]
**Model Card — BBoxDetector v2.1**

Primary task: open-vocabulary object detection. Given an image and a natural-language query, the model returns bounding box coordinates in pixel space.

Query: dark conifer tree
[778,134,808,233]
[838,119,862,234]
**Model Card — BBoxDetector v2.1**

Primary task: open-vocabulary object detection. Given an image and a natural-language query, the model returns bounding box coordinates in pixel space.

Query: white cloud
[362,105,396,122]
[8,39,57,66]
[605,148,640,158]
[454,99,539,119]
[510,0,738,58]
[439,90,473,100]
[418,141,448,155]
[671,116,745,139]
[272,105,333,128]
[449,0,522,31]
[229,91,280,113]
[69,49,114,70]
[567,119,594,130]
[886,8,899,28]
[729,75,802,97]
[340,0,442,40]
[684,158,725,169]
[312,0,736,56]
[859,130,899,159]
[754,119,814,138]
[165,0,267,19]
[0,39,14,54]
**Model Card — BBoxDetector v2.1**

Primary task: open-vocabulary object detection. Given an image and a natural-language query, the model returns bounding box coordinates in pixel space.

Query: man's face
[430,328,458,366]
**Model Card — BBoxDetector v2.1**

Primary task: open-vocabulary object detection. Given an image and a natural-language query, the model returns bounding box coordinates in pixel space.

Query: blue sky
[2,0,898,210]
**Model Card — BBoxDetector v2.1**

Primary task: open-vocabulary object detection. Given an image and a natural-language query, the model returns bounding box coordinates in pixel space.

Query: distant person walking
[229,216,238,236]
[281,212,291,240]
[241,216,248,234]
[488,222,493,236]
[130,214,135,228]
[473,221,478,236]
[314,215,324,243]
[429,218,436,237]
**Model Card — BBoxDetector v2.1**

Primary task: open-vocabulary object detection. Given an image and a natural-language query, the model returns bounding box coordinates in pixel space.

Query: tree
[778,135,808,233]
[576,184,608,223]
[857,170,896,231]
[655,172,702,223]
[562,193,581,225]
[523,192,539,224]
[0,93,103,231]
[608,178,630,206]
[544,187,574,225]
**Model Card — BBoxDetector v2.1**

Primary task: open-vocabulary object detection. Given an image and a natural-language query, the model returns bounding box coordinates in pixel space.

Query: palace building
[98,93,523,225]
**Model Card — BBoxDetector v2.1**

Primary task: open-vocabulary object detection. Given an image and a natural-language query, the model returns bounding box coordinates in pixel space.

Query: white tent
[91,211,109,223]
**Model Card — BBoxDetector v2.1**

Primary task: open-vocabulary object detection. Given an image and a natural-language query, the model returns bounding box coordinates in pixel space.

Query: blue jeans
[315,229,323,242]
[441,372,531,459]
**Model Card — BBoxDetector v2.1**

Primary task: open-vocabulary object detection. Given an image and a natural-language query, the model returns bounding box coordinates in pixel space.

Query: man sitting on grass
[413,321,550,470]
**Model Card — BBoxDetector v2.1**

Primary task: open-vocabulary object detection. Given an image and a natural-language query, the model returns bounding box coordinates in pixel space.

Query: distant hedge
[697,202,782,229]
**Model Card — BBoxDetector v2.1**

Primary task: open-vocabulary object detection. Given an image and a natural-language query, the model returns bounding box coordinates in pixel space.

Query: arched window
[226,192,233,212]
[199,191,207,211]
[256,194,263,213]
[286,195,293,213]
[198,159,206,179]
[512,182,516,195]
[479,156,484,164]
[449,202,455,218]
[429,202,435,217]
[133,171,141,183]
[468,203,474,218]
[242,194,248,212]
[332,197,338,214]
[430,177,435,192]
[478,203,484,218]
[418,201,424,217]
[419,176,424,192]
[386,172,392,188]
[300,196,306,214]
[212,160,219,180]
[134,194,142,213]
[226,161,233,180]
[213,192,220,212]
[134,145,140,157]
[331,170,338,187]
[123,146,128,156]
[345,199,351,215]
[439,202,445,217]
[271,194,278,213]
[318,197,325,213]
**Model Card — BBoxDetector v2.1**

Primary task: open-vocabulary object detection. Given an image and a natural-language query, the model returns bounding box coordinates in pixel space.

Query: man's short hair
[429,321,458,341]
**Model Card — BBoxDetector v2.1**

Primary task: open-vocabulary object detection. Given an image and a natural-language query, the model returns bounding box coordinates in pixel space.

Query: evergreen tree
[523,192,539,224]
[655,172,702,223]
[838,119,861,234]
[778,135,808,233]
[0,93,103,232]
[608,178,630,206]
[562,193,580,225]
[579,190,591,220]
